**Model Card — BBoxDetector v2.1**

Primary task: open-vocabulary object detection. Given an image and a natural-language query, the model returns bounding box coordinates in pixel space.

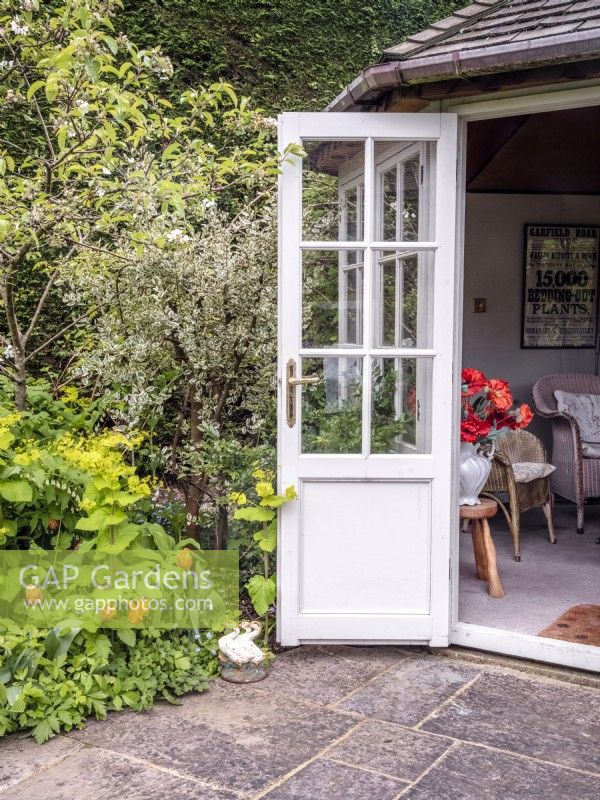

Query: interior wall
[462,193,599,449]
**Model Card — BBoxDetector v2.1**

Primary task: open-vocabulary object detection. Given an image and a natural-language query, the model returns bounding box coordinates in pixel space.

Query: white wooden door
[277,112,459,646]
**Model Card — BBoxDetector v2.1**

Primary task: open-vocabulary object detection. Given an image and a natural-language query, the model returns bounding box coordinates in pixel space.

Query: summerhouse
[277,0,600,671]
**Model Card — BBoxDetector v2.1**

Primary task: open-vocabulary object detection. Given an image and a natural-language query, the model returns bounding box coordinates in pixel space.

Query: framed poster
[522,224,599,349]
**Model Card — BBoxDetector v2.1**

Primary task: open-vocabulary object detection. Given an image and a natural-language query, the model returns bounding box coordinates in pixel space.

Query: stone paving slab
[3,647,600,800]
[263,644,409,705]
[422,670,600,773]
[335,653,482,725]
[5,747,239,800]
[326,719,453,781]
[0,735,84,794]
[260,758,405,799]
[72,679,357,795]
[401,742,600,800]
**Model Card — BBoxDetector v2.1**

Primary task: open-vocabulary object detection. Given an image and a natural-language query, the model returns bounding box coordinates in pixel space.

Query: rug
[538,605,600,647]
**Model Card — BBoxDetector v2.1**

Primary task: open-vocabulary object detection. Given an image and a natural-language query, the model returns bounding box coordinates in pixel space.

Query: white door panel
[300,481,431,614]
[277,112,459,645]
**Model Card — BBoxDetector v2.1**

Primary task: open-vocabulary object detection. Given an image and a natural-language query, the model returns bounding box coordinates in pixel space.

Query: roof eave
[326,31,600,112]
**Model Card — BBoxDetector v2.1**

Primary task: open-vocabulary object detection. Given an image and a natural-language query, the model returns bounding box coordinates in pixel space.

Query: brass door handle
[288,375,320,387]
[286,359,320,427]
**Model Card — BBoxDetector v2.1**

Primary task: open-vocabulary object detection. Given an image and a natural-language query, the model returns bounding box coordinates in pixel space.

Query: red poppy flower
[488,378,513,411]
[461,414,492,443]
[515,403,533,428]
[461,368,487,396]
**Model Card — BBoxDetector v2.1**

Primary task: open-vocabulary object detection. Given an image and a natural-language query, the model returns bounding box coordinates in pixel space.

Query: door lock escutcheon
[286,358,320,427]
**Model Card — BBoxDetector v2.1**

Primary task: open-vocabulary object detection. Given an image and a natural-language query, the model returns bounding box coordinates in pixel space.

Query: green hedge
[119,1,463,112]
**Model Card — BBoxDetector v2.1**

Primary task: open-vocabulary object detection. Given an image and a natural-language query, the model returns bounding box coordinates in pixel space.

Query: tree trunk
[184,483,201,541]
[185,390,203,539]
[215,504,228,550]
[14,356,27,411]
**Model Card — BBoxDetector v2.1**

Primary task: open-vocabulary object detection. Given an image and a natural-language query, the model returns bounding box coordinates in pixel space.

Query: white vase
[459,442,494,505]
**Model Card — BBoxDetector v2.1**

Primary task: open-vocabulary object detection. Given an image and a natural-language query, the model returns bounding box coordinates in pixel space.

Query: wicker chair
[532,373,600,535]
[481,429,556,562]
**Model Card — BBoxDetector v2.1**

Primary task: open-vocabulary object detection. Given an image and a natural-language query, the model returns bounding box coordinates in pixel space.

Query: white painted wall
[462,193,599,447]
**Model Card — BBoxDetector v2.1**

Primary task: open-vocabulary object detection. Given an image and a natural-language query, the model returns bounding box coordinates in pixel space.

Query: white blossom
[165,228,190,242]
[10,18,29,35]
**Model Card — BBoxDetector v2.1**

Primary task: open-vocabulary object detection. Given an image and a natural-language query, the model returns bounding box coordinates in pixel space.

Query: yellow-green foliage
[0,379,164,551]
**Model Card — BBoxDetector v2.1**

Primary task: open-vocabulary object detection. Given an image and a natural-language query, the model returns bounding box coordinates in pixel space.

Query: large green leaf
[259,495,289,508]
[0,479,33,503]
[254,520,277,553]
[5,685,22,707]
[95,523,143,553]
[75,508,126,531]
[26,80,46,100]
[234,506,275,522]
[0,430,14,450]
[32,718,54,744]
[116,628,136,647]
[45,72,60,101]
[44,626,81,663]
[144,523,175,552]
[246,575,276,616]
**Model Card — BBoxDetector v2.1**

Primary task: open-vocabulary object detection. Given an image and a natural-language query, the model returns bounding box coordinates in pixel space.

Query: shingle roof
[383,0,600,62]
[327,0,600,111]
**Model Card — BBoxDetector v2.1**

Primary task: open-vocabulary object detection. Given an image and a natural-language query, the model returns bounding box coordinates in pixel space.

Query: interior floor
[459,502,600,636]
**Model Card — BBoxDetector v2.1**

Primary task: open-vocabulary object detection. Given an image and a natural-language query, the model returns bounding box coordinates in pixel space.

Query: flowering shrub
[0,379,169,551]
[461,368,533,447]
[0,0,295,412]
[71,200,283,543]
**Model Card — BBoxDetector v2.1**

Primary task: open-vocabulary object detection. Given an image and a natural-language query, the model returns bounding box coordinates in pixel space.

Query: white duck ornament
[218,621,265,665]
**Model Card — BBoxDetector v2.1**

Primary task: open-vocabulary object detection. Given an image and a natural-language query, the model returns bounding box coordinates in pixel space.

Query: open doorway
[457,105,600,658]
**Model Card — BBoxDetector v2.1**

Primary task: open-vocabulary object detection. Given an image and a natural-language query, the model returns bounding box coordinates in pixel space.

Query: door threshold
[451,621,600,672]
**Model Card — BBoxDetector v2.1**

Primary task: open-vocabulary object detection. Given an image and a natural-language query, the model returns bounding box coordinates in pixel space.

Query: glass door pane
[301,357,363,454]
[302,249,364,347]
[373,250,434,349]
[302,140,365,241]
[371,357,432,454]
[375,141,436,242]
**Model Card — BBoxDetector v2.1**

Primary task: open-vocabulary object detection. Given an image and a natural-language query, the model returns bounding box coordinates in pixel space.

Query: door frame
[445,83,600,672]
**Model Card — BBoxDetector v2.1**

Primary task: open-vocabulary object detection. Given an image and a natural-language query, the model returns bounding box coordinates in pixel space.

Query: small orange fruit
[176,547,193,570]
[25,584,43,605]
[127,598,149,625]
[99,605,117,622]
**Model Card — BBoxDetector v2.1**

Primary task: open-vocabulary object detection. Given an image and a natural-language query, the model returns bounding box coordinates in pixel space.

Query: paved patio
[2,646,600,799]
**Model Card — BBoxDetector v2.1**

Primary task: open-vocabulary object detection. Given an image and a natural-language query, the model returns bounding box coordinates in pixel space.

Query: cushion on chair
[581,442,600,458]
[554,390,600,458]
[511,462,556,483]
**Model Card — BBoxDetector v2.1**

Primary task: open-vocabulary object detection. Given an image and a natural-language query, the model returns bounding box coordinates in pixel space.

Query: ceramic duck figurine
[218,621,265,664]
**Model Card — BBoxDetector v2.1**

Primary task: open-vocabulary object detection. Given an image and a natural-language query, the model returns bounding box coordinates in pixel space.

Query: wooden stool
[460,498,505,599]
